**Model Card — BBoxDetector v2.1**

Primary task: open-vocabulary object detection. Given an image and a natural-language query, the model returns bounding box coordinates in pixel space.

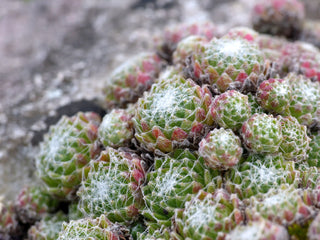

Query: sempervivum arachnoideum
[28,211,68,240]
[14,185,59,224]
[58,215,131,240]
[283,73,320,126]
[251,0,305,39]
[241,113,282,154]
[277,115,310,161]
[187,38,265,92]
[172,189,244,240]
[35,112,101,200]
[142,149,221,233]
[77,147,146,224]
[246,185,315,239]
[226,218,289,240]
[98,108,134,148]
[155,21,218,62]
[256,78,292,114]
[103,53,163,108]
[294,47,320,82]
[133,74,213,154]
[198,128,243,170]
[172,35,207,67]
[211,90,251,131]
[225,153,299,201]
[280,42,320,82]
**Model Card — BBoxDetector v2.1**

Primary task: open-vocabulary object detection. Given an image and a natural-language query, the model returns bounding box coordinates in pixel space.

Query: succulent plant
[98,108,134,148]
[28,211,68,240]
[172,190,243,240]
[103,53,163,108]
[173,35,207,66]
[211,90,251,131]
[252,0,305,39]
[15,185,59,224]
[241,113,282,153]
[142,149,220,232]
[246,185,315,236]
[198,128,243,170]
[77,147,146,224]
[277,115,310,161]
[133,74,213,153]
[225,153,299,200]
[58,215,131,240]
[283,73,320,126]
[155,21,218,61]
[187,38,265,92]
[226,218,289,240]
[280,41,320,81]
[35,112,101,200]
[7,17,320,240]
[256,78,292,114]
[295,51,320,83]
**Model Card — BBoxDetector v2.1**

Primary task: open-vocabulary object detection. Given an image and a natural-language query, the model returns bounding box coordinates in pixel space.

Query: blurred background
[0,0,319,201]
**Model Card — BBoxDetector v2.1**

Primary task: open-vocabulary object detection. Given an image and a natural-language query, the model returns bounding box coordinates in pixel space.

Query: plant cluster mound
[3,2,320,239]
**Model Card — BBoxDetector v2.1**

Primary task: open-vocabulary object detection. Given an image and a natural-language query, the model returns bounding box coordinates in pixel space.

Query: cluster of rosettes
[6,11,320,240]
[255,25,320,83]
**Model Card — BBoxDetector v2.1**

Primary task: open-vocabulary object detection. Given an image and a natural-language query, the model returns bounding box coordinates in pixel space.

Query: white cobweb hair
[57,215,114,240]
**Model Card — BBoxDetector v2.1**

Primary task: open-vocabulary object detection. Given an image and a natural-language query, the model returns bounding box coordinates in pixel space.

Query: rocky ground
[0,0,319,201]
